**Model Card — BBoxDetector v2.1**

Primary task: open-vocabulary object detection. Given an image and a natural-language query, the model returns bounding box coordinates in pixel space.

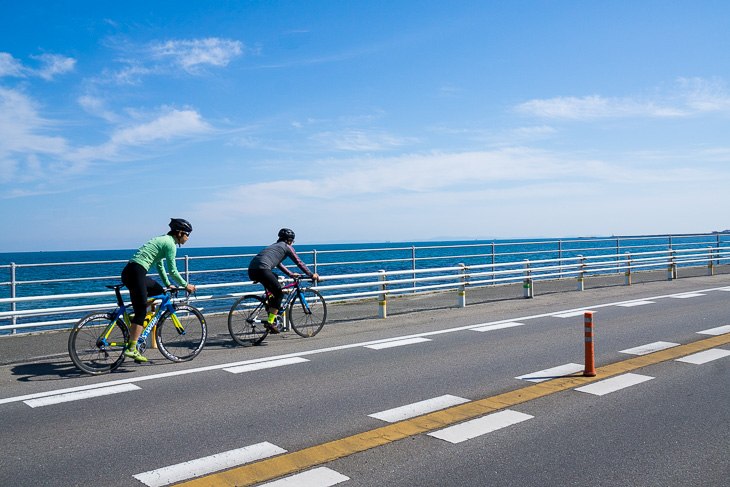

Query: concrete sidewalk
[1,265,728,368]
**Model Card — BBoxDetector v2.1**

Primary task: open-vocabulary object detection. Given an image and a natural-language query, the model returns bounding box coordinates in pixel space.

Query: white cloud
[0,53,25,77]
[31,53,76,80]
[517,78,730,120]
[0,52,75,80]
[149,38,244,73]
[310,129,417,151]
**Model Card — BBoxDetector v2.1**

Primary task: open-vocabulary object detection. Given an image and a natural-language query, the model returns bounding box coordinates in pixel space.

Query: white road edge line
[365,337,431,350]
[469,322,524,332]
[133,442,287,487]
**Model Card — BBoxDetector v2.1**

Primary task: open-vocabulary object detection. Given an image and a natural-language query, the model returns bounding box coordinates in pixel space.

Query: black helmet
[277,228,295,241]
[169,218,193,233]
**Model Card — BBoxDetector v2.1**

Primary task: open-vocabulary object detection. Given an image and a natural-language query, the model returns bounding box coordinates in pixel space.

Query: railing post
[458,263,467,307]
[10,262,17,334]
[313,249,318,276]
[411,246,416,293]
[667,250,676,280]
[184,255,190,285]
[707,247,714,276]
[523,259,533,298]
[491,243,495,285]
[378,270,387,318]
[558,240,563,278]
[577,255,585,291]
[624,252,632,285]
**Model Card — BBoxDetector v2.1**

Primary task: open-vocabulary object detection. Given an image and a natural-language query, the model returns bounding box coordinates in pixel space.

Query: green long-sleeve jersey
[129,235,187,287]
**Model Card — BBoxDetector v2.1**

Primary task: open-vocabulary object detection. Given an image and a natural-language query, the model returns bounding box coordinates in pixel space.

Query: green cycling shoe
[123,347,148,362]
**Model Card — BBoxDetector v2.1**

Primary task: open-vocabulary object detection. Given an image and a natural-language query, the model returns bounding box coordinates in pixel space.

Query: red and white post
[583,312,596,377]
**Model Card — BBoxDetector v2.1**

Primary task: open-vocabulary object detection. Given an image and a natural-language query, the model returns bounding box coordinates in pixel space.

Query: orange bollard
[583,312,596,376]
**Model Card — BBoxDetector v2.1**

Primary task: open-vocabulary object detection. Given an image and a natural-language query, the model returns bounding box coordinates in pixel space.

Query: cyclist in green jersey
[120,218,197,362]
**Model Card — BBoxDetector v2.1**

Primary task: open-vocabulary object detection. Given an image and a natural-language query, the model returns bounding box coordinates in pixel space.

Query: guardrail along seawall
[1,233,729,334]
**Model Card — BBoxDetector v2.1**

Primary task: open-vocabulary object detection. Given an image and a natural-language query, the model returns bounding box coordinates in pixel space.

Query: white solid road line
[428,409,534,444]
[134,442,287,487]
[669,292,706,298]
[575,373,654,396]
[24,383,140,408]
[619,341,679,355]
[552,310,596,318]
[617,300,655,307]
[368,394,470,423]
[259,467,349,487]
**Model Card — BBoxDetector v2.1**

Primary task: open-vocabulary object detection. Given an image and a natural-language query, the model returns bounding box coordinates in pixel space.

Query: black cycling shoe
[264,322,280,334]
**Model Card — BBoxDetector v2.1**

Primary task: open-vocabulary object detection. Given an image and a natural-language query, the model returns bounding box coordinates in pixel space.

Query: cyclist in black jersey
[248,228,320,334]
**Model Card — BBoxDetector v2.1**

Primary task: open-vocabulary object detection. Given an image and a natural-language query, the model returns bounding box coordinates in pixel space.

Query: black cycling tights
[248,268,283,311]
[121,262,164,326]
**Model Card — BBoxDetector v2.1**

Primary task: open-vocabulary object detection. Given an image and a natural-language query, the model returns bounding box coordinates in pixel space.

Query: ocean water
[1,234,726,334]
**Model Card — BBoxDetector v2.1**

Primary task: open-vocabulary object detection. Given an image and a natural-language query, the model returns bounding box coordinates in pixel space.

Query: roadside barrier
[1,237,730,333]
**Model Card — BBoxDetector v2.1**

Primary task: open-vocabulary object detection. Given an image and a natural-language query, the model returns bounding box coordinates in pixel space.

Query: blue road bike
[68,284,207,375]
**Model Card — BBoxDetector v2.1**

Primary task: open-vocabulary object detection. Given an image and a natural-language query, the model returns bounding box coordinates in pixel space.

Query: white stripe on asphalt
[669,293,705,299]
[469,322,524,332]
[365,337,431,350]
[368,394,470,423]
[617,300,655,307]
[259,467,349,486]
[224,357,309,374]
[552,310,595,318]
[675,348,730,364]
[134,442,287,487]
[428,409,533,444]
[619,342,679,355]
[516,363,585,383]
[575,373,654,396]
[698,325,730,335]
[24,384,140,408]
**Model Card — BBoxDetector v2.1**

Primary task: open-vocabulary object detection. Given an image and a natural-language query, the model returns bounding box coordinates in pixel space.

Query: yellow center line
[174,333,730,487]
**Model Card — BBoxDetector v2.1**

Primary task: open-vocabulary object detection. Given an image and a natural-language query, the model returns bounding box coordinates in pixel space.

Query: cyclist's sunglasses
[182,231,190,237]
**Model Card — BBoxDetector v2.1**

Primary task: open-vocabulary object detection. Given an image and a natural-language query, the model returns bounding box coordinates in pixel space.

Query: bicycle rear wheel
[228,295,269,346]
[68,312,129,375]
[155,304,207,362]
[287,288,327,337]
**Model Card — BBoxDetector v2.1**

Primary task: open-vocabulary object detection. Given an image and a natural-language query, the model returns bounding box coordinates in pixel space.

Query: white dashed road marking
[368,395,470,423]
[134,442,287,487]
[619,341,679,355]
[675,348,730,364]
[224,357,309,374]
[365,337,432,350]
[24,384,140,408]
[259,467,349,486]
[428,409,534,444]
[516,363,585,382]
[575,373,654,396]
[698,325,730,336]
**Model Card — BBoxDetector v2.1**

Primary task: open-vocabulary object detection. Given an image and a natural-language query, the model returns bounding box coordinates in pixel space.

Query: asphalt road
[0,270,729,486]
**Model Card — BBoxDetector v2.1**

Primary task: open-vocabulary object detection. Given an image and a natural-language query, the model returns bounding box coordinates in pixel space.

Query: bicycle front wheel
[228,295,269,346]
[155,304,207,362]
[68,312,129,375]
[287,288,327,337]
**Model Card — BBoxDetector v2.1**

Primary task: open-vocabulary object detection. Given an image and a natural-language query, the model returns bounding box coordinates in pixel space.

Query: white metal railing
[1,238,728,334]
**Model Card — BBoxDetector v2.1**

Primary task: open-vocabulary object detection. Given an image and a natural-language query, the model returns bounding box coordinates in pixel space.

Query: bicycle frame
[262,279,312,331]
[102,286,186,348]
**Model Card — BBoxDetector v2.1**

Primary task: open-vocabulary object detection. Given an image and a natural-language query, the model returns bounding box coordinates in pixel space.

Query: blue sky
[2,1,730,252]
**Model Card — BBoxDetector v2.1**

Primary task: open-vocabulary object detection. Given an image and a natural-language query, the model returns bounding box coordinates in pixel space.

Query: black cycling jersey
[248,241,314,278]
